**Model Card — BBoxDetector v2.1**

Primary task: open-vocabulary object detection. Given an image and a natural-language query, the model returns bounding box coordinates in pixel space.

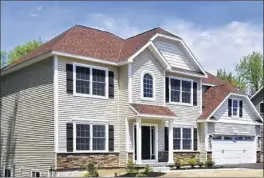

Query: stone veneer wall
[173,152,200,160]
[207,152,212,160]
[57,153,119,169]
[128,153,133,162]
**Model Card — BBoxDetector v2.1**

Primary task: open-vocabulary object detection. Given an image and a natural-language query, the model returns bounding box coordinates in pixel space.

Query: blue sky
[1,1,263,73]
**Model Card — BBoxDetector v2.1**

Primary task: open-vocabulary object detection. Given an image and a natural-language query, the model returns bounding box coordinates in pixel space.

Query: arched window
[143,73,154,98]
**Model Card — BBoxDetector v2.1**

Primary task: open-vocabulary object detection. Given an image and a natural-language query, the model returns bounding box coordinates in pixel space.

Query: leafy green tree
[217,69,247,92]
[7,39,43,64]
[235,51,263,94]
[1,50,8,68]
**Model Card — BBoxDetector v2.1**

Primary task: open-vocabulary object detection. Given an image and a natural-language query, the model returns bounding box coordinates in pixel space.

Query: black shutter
[165,77,169,103]
[66,123,73,152]
[109,125,114,151]
[193,128,198,151]
[108,71,114,98]
[165,127,168,151]
[239,100,243,117]
[193,82,198,106]
[228,99,232,117]
[66,64,73,94]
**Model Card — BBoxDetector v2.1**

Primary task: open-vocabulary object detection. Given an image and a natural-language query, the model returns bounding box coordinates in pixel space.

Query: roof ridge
[125,27,160,40]
[75,24,125,40]
[52,25,83,50]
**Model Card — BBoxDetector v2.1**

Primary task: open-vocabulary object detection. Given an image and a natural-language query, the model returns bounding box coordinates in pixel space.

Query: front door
[142,126,151,160]
[134,125,156,161]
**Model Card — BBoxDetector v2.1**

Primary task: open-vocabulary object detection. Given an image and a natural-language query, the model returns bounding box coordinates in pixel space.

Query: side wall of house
[0,59,55,177]
[56,57,136,168]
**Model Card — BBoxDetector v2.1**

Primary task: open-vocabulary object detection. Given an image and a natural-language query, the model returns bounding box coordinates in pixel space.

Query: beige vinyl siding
[1,59,55,177]
[57,57,121,153]
[213,96,259,122]
[166,73,201,126]
[131,48,165,106]
[118,65,136,166]
[153,38,200,72]
[208,122,260,136]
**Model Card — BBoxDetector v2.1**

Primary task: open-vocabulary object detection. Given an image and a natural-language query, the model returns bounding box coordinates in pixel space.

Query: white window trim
[168,76,193,106]
[259,102,264,114]
[31,171,41,177]
[141,71,156,101]
[73,62,109,99]
[173,126,194,152]
[73,120,109,153]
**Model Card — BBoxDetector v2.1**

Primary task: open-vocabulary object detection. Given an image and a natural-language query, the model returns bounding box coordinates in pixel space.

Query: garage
[211,135,256,165]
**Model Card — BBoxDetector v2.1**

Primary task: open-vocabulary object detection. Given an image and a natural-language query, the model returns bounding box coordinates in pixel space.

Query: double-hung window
[74,63,108,98]
[169,77,193,105]
[74,122,107,152]
[173,127,193,151]
[232,99,238,116]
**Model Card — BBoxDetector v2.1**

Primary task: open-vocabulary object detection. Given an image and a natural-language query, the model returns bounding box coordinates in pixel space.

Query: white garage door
[212,135,256,165]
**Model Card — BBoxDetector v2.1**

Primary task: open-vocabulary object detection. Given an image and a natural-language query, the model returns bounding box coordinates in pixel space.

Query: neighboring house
[0,25,262,177]
[251,87,264,119]
[251,86,264,162]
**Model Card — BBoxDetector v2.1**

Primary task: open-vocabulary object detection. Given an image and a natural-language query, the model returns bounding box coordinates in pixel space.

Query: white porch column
[136,118,142,164]
[168,120,174,164]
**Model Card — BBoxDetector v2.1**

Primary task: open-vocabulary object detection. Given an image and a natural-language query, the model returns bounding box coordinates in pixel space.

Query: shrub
[114,172,118,177]
[174,158,182,169]
[205,159,215,168]
[86,162,99,177]
[83,172,92,177]
[126,159,136,174]
[187,158,196,168]
[144,165,151,174]
[136,172,146,177]
[197,160,204,168]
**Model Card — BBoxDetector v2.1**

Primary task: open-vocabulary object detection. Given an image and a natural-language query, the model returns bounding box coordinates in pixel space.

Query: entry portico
[128,103,176,165]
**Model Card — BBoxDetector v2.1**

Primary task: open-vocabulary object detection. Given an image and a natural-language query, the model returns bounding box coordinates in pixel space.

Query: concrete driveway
[164,168,263,177]
[221,163,263,169]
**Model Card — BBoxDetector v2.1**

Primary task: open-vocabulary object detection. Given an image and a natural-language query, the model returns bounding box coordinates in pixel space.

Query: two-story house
[1,25,262,177]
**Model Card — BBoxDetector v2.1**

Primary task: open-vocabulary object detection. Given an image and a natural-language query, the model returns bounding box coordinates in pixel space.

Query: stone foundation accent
[207,152,212,160]
[128,152,133,162]
[57,153,119,169]
[173,152,199,160]
[257,151,262,163]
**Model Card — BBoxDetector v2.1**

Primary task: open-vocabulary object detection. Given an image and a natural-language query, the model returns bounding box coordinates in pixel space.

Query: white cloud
[36,6,43,11]
[29,12,38,17]
[85,13,141,38]
[82,14,262,75]
[162,19,263,74]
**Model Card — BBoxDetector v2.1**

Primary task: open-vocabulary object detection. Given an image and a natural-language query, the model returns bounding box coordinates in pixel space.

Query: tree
[1,50,8,68]
[235,51,263,94]
[217,69,247,92]
[7,39,43,64]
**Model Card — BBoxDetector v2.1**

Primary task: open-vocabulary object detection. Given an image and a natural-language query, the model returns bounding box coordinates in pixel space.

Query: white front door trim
[132,121,159,164]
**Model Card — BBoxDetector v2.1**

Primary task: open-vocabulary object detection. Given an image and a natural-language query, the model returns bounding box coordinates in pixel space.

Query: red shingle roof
[199,72,242,120]
[4,25,180,70]
[130,103,176,117]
